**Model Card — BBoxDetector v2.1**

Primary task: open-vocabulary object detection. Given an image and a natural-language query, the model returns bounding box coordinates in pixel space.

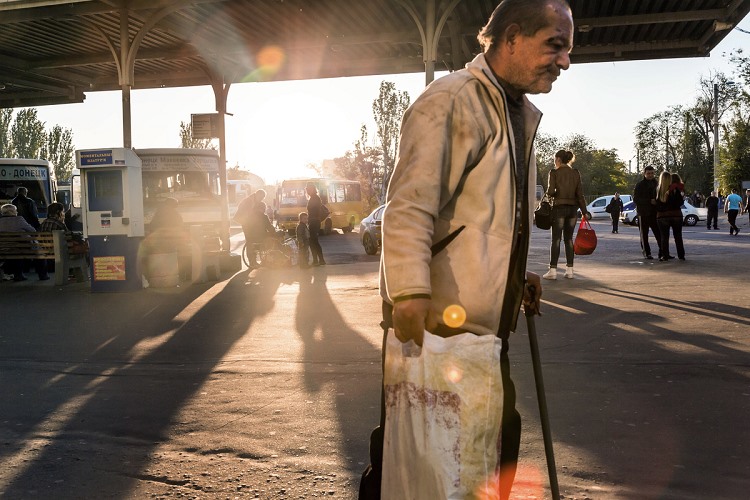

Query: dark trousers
[707,208,719,229]
[638,210,662,258]
[610,213,620,232]
[5,258,48,280]
[657,216,685,259]
[550,205,578,268]
[358,302,521,499]
[308,219,325,264]
[727,209,739,233]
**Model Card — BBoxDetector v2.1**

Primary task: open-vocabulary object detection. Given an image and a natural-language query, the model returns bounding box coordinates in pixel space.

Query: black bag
[534,196,552,230]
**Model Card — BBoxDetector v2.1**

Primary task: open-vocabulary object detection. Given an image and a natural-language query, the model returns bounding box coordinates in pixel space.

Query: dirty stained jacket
[380,53,541,337]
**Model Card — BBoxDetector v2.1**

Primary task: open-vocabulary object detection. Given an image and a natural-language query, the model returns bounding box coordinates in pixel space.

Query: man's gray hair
[1,203,18,216]
[478,0,571,52]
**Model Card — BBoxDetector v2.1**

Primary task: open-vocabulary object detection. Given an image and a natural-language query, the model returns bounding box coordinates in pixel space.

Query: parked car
[584,194,633,218]
[620,199,707,226]
[681,200,707,226]
[620,201,639,225]
[360,204,384,255]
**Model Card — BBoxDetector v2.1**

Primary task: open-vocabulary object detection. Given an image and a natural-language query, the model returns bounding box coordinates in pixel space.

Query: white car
[620,200,707,226]
[584,194,633,218]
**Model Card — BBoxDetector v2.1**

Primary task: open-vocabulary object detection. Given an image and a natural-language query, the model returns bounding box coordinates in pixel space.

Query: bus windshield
[0,160,56,221]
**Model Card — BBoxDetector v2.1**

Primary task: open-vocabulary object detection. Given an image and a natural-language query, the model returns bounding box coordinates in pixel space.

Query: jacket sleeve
[382,87,487,301]
[546,169,556,199]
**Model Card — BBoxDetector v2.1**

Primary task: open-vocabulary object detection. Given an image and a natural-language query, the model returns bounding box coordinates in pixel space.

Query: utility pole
[713,83,719,192]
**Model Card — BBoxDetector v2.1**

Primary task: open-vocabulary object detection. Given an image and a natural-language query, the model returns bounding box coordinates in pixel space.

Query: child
[296,212,310,268]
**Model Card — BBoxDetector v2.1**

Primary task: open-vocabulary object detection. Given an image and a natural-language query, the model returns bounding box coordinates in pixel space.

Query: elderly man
[359,0,573,498]
[0,203,49,281]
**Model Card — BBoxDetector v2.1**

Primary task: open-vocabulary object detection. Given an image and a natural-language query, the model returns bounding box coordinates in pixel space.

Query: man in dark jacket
[11,187,41,230]
[705,191,719,230]
[633,166,661,259]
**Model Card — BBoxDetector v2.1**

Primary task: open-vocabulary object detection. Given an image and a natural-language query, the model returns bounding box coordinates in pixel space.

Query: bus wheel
[324,218,333,235]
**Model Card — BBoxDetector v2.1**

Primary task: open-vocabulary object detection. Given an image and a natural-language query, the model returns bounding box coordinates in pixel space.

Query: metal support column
[212,79,232,254]
[396,0,461,87]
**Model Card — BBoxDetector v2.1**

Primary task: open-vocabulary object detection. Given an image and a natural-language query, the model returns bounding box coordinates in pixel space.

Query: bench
[0,230,89,286]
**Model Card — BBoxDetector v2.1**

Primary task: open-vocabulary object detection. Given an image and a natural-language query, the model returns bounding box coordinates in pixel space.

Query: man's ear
[504,24,522,49]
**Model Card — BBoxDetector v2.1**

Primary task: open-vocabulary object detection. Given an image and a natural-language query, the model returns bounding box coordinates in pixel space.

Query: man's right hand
[392,298,437,347]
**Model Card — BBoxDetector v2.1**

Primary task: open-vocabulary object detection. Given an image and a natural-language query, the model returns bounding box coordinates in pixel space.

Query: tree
[718,50,750,192]
[0,109,12,157]
[42,125,75,181]
[179,121,214,149]
[11,108,46,158]
[333,125,381,209]
[534,131,560,189]
[372,81,409,202]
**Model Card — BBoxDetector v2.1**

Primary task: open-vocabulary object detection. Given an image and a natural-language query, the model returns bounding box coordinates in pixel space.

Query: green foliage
[42,125,75,181]
[179,121,214,149]
[0,109,75,179]
[534,132,559,189]
[0,109,12,157]
[11,108,46,158]
[719,117,750,191]
[536,132,630,199]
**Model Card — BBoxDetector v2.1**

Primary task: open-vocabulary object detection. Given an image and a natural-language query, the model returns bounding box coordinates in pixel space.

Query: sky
[32,17,750,185]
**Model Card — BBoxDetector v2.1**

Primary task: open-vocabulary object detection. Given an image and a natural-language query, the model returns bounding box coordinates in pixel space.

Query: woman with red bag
[543,149,591,280]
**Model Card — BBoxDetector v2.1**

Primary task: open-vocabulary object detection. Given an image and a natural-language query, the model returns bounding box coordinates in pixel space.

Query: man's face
[506,5,573,94]
[644,170,655,180]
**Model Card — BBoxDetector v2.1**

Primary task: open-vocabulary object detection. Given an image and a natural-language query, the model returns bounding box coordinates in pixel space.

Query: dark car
[360,204,384,255]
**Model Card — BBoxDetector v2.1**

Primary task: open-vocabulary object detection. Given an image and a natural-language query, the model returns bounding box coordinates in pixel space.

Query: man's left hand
[523,272,542,316]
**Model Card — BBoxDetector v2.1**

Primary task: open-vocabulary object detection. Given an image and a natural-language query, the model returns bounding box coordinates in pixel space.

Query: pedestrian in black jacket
[633,166,662,259]
[606,193,624,233]
[705,191,719,230]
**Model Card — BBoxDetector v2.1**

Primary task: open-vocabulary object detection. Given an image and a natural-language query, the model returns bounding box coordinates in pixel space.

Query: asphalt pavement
[0,214,748,499]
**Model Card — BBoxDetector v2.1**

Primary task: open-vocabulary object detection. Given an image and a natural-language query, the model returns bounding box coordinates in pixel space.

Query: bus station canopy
[1,0,749,109]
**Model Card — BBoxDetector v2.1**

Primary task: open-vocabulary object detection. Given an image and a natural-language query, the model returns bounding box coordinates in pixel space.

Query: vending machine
[77,148,144,292]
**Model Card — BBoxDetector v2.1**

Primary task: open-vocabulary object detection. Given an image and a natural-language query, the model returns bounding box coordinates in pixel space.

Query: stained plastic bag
[382,329,504,499]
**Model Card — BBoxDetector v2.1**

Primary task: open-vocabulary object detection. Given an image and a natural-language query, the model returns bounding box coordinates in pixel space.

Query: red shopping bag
[574,218,597,255]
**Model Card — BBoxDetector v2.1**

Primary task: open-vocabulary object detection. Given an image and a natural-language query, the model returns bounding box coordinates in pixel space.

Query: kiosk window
[88,170,124,212]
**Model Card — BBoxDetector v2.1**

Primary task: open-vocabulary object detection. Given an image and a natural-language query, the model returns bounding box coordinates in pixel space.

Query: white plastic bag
[382,329,504,499]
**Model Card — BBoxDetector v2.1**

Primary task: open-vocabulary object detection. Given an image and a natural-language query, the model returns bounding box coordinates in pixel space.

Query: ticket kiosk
[77,148,144,292]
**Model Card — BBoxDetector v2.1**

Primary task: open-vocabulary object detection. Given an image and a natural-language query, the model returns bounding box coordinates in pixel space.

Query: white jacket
[380,53,541,336]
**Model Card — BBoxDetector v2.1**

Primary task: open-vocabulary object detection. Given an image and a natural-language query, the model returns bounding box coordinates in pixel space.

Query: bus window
[344,182,361,201]
[0,160,56,222]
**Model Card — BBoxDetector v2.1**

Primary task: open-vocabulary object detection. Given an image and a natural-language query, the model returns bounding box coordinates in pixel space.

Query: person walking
[358,0,572,497]
[744,189,750,225]
[305,182,327,266]
[543,149,590,280]
[606,193,624,233]
[705,191,719,230]
[725,188,743,235]
[655,172,686,261]
[633,165,662,259]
